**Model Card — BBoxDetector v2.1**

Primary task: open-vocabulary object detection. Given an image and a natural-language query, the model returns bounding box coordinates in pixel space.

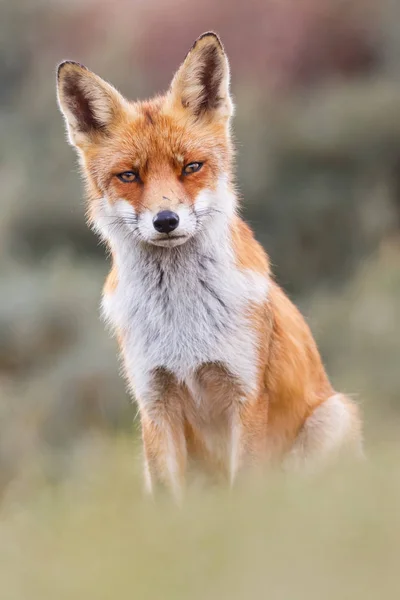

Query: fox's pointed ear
[168,32,233,120]
[56,61,128,147]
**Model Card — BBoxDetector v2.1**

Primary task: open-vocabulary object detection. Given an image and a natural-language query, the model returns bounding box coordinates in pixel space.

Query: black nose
[153,210,180,234]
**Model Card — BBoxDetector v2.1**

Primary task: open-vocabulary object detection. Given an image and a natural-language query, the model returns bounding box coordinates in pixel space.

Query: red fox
[57,32,362,499]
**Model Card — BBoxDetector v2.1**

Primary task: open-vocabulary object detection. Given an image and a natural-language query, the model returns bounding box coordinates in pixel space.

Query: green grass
[1,435,399,600]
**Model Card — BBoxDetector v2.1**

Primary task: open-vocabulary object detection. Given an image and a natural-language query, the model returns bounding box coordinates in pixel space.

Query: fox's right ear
[168,32,233,121]
[56,61,127,147]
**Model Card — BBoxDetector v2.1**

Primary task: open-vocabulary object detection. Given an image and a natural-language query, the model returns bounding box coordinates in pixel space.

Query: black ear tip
[192,31,224,51]
[198,31,220,41]
[57,60,88,80]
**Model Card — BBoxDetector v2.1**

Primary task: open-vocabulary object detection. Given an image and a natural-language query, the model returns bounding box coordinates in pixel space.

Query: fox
[56,31,362,499]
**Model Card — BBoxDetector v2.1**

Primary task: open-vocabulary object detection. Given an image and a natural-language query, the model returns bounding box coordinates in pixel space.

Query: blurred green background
[1,1,400,597]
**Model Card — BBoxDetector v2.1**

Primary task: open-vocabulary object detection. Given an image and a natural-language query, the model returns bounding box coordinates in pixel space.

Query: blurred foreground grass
[1,435,399,600]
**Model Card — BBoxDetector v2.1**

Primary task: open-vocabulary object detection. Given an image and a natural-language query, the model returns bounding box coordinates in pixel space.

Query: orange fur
[57,32,362,499]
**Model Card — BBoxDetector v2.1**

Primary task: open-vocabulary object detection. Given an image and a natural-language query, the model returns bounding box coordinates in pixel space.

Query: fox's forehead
[89,101,227,172]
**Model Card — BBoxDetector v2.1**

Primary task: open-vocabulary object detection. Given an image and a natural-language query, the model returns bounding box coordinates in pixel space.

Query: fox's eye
[182,162,203,175]
[116,171,139,183]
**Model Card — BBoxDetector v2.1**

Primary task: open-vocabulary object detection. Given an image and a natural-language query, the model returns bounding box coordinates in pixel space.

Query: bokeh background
[1,1,400,597]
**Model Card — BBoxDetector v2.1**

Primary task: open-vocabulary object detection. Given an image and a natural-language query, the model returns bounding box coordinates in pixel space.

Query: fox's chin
[147,235,190,248]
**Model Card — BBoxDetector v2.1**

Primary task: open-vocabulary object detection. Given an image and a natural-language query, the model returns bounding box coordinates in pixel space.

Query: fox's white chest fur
[99,200,269,406]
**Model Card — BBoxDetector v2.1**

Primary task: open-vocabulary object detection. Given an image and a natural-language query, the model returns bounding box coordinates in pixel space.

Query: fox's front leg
[229,393,269,484]
[136,369,187,501]
[140,409,187,501]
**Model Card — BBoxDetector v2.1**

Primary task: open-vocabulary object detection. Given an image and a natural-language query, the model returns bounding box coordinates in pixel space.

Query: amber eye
[182,162,203,175]
[116,171,139,183]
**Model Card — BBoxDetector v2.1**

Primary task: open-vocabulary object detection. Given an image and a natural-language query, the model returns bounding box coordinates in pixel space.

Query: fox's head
[57,32,235,248]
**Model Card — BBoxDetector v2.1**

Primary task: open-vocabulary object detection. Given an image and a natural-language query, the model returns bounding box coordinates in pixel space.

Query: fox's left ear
[168,32,233,120]
[56,61,128,148]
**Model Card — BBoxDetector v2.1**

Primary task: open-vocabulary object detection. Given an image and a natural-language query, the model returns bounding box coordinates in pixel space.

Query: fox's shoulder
[230,215,270,275]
